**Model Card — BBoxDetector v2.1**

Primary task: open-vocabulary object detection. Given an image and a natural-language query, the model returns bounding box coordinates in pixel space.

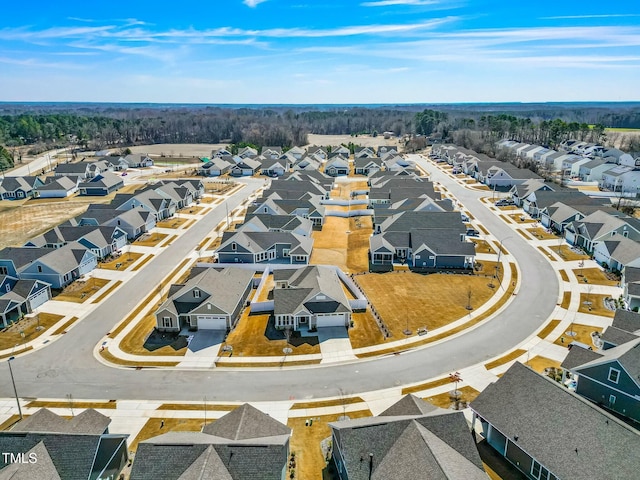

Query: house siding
[504,439,533,477]
[218,253,255,264]
[575,372,640,422]
[156,310,179,332]
[576,362,640,397]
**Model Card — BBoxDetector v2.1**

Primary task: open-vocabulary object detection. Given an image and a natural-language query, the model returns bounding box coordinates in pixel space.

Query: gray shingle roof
[560,346,603,370]
[612,309,640,333]
[574,337,640,379]
[471,362,640,480]
[202,404,290,440]
[0,441,61,480]
[379,394,438,416]
[601,326,639,347]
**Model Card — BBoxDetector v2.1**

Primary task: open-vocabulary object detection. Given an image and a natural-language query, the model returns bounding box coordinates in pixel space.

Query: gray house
[72,208,156,240]
[155,267,254,332]
[330,395,486,480]
[471,362,640,480]
[112,189,176,220]
[273,266,352,330]
[565,210,640,252]
[0,176,45,199]
[0,243,97,289]
[25,225,128,259]
[79,172,124,196]
[325,156,350,176]
[354,157,383,176]
[217,231,313,264]
[122,153,154,168]
[36,175,80,198]
[130,404,290,480]
[199,158,232,177]
[260,157,288,177]
[238,214,313,237]
[0,408,128,480]
[0,276,51,327]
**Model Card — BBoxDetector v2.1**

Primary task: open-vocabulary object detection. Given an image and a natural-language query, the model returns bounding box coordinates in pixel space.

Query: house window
[37,265,43,273]
[232,242,237,251]
[193,290,200,298]
[162,317,172,328]
[0,267,7,275]
[5,284,10,293]
[530,460,554,480]
[608,367,620,384]
[283,249,290,257]
[609,394,617,406]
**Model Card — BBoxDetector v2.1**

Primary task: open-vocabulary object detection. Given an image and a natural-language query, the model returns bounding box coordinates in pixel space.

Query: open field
[577,294,616,317]
[288,410,373,480]
[0,313,64,350]
[553,323,603,347]
[127,143,228,158]
[54,278,110,303]
[310,216,371,273]
[307,134,399,148]
[129,418,206,452]
[573,267,620,286]
[355,272,496,336]
[99,252,143,270]
[222,311,321,357]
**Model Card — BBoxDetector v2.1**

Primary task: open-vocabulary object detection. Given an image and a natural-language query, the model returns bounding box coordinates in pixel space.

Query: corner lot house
[79,172,124,196]
[470,362,640,480]
[155,267,254,332]
[273,266,352,330]
[0,176,45,199]
[130,403,290,480]
[0,276,51,327]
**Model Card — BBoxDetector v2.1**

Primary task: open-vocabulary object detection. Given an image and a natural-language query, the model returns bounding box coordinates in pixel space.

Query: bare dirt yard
[306,134,399,149]
[354,272,496,336]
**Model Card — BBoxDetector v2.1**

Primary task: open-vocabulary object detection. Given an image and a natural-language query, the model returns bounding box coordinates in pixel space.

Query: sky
[0,0,639,103]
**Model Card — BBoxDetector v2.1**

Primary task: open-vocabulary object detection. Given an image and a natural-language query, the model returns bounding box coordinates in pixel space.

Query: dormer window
[193,290,200,298]
[232,242,237,251]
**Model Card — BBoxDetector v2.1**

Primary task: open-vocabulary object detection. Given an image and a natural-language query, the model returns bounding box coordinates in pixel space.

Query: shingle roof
[574,337,640,380]
[601,326,639,347]
[560,345,603,370]
[12,408,110,435]
[612,309,640,333]
[471,362,640,480]
[0,441,61,480]
[379,394,439,416]
[202,404,291,440]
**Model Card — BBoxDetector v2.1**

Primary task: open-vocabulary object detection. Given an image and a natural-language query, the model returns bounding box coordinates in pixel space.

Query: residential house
[273,266,352,330]
[0,276,51,327]
[355,147,376,158]
[330,395,486,480]
[122,154,154,168]
[306,146,329,159]
[211,147,233,158]
[112,189,176,220]
[36,175,80,198]
[260,157,288,177]
[71,208,156,240]
[376,145,398,156]
[238,146,258,158]
[53,161,92,180]
[199,157,232,176]
[325,156,350,176]
[217,231,313,264]
[622,266,640,310]
[293,155,321,171]
[470,361,640,480]
[249,197,326,227]
[0,243,97,289]
[79,171,125,196]
[384,155,415,172]
[354,157,383,176]
[86,158,115,178]
[155,267,254,332]
[230,157,261,176]
[578,158,608,181]
[130,404,290,480]
[593,235,640,272]
[619,170,640,196]
[25,225,128,259]
[286,145,306,160]
[239,214,313,237]
[539,202,614,233]
[600,310,640,350]
[600,165,634,191]
[0,176,45,200]
[565,210,640,252]
[520,188,596,218]
[261,146,283,159]
[0,408,128,480]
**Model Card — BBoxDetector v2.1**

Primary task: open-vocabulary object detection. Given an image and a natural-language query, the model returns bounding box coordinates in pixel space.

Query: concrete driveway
[317,327,357,364]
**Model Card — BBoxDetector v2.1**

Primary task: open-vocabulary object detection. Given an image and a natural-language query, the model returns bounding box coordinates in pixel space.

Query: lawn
[310,216,371,274]
[470,239,496,254]
[132,254,155,271]
[424,386,480,409]
[54,278,110,303]
[354,272,496,337]
[52,316,79,335]
[537,319,561,339]
[573,268,620,286]
[560,292,571,309]
[527,227,559,240]
[549,245,589,261]
[25,400,117,409]
[99,252,143,270]
[157,217,189,229]
[348,310,386,349]
[129,418,206,452]
[525,356,562,374]
[508,213,536,224]
[119,310,188,357]
[288,410,372,480]
[181,205,205,215]
[222,311,321,357]
[577,294,616,317]
[91,280,123,304]
[485,349,526,370]
[0,313,64,350]
[537,246,557,262]
[291,397,365,410]
[559,270,570,282]
[402,376,452,395]
[553,323,603,347]
[134,232,168,247]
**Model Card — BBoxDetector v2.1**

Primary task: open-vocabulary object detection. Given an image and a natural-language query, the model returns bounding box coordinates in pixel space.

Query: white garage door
[196,315,227,330]
[316,313,345,328]
[28,289,50,310]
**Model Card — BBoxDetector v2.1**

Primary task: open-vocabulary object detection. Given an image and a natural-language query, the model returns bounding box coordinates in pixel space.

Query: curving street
[1,159,559,402]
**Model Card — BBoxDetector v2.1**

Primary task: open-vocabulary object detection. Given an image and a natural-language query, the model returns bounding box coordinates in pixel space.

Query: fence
[324,210,374,218]
[350,273,392,339]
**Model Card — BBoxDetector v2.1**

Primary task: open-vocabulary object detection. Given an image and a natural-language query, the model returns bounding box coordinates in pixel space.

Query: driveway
[317,327,357,363]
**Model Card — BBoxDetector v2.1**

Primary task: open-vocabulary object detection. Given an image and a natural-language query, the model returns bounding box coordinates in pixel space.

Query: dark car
[466,228,480,237]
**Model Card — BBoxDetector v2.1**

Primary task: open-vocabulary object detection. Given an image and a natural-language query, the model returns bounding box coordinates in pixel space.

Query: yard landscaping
[527,227,559,240]
[119,309,188,357]
[310,216,371,274]
[355,272,496,337]
[508,213,536,224]
[221,311,321,357]
[577,294,616,317]
[54,277,110,303]
[553,323,603,347]
[425,386,480,409]
[0,313,64,350]
[99,252,143,270]
[549,245,589,261]
[134,232,168,247]
[157,217,189,229]
[525,356,562,374]
[288,410,372,480]
[572,267,620,286]
[130,418,206,452]
[470,239,496,254]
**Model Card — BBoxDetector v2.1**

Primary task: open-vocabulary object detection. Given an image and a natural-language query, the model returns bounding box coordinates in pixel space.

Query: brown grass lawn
[0,313,64,350]
[537,319,561,339]
[222,311,321,357]
[181,205,205,215]
[348,310,386,348]
[577,294,615,317]
[559,270,570,282]
[157,217,189,229]
[54,278,110,303]
[553,323,603,347]
[52,316,79,335]
[496,205,518,211]
[134,232,168,247]
[402,376,452,395]
[508,213,536,224]
[199,196,216,204]
[119,310,187,356]
[470,239,496,254]
[310,216,372,273]
[470,185,490,191]
[355,272,496,336]
[573,268,620,286]
[527,227,559,240]
[291,397,365,410]
[537,246,557,262]
[0,415,23,431]
[99,347,179,367]
[485,349,526,370]
[25,400,117,409]
[157,403,236,411]
[130,418,205,452]
[561,292,571,309]
[99,252,143,270]
[425,386,480,409]
[289,410,372,480]
[549,245,589,261]
[132,254,155,271]
[516,229,532,240]
[91,280,123,304]
[525,356,562,374]
[181,219,197,229]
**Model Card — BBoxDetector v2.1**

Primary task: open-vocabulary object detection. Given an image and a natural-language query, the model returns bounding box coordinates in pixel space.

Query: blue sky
[1,0,639,103]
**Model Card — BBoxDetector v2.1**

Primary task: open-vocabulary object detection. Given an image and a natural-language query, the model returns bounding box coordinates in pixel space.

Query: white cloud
[243,0,268,7]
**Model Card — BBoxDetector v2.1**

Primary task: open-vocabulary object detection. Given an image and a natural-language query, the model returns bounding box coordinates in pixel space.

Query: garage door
[196,315,227,330]
[28,288,50,310]
[316,313,345,328]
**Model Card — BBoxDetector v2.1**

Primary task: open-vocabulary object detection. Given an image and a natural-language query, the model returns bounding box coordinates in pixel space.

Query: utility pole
[7,357,23,420]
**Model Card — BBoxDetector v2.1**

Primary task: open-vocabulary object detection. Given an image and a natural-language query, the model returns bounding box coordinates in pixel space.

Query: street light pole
[496,236,513,290]
[7,357,23,420]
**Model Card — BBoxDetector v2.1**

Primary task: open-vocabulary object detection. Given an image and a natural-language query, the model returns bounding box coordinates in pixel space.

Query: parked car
[466,228,480,237]
[495,199,515,206]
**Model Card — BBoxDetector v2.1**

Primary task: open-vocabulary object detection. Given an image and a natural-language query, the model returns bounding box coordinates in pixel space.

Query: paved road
[8,148,70,177]
[2,164,559,402]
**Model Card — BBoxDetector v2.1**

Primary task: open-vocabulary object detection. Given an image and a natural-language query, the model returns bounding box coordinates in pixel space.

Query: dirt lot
[222,311,321,357]
[127,143,229,158]
[310,216,372,274]
[306,134,399,149]
[354,272,496,337]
